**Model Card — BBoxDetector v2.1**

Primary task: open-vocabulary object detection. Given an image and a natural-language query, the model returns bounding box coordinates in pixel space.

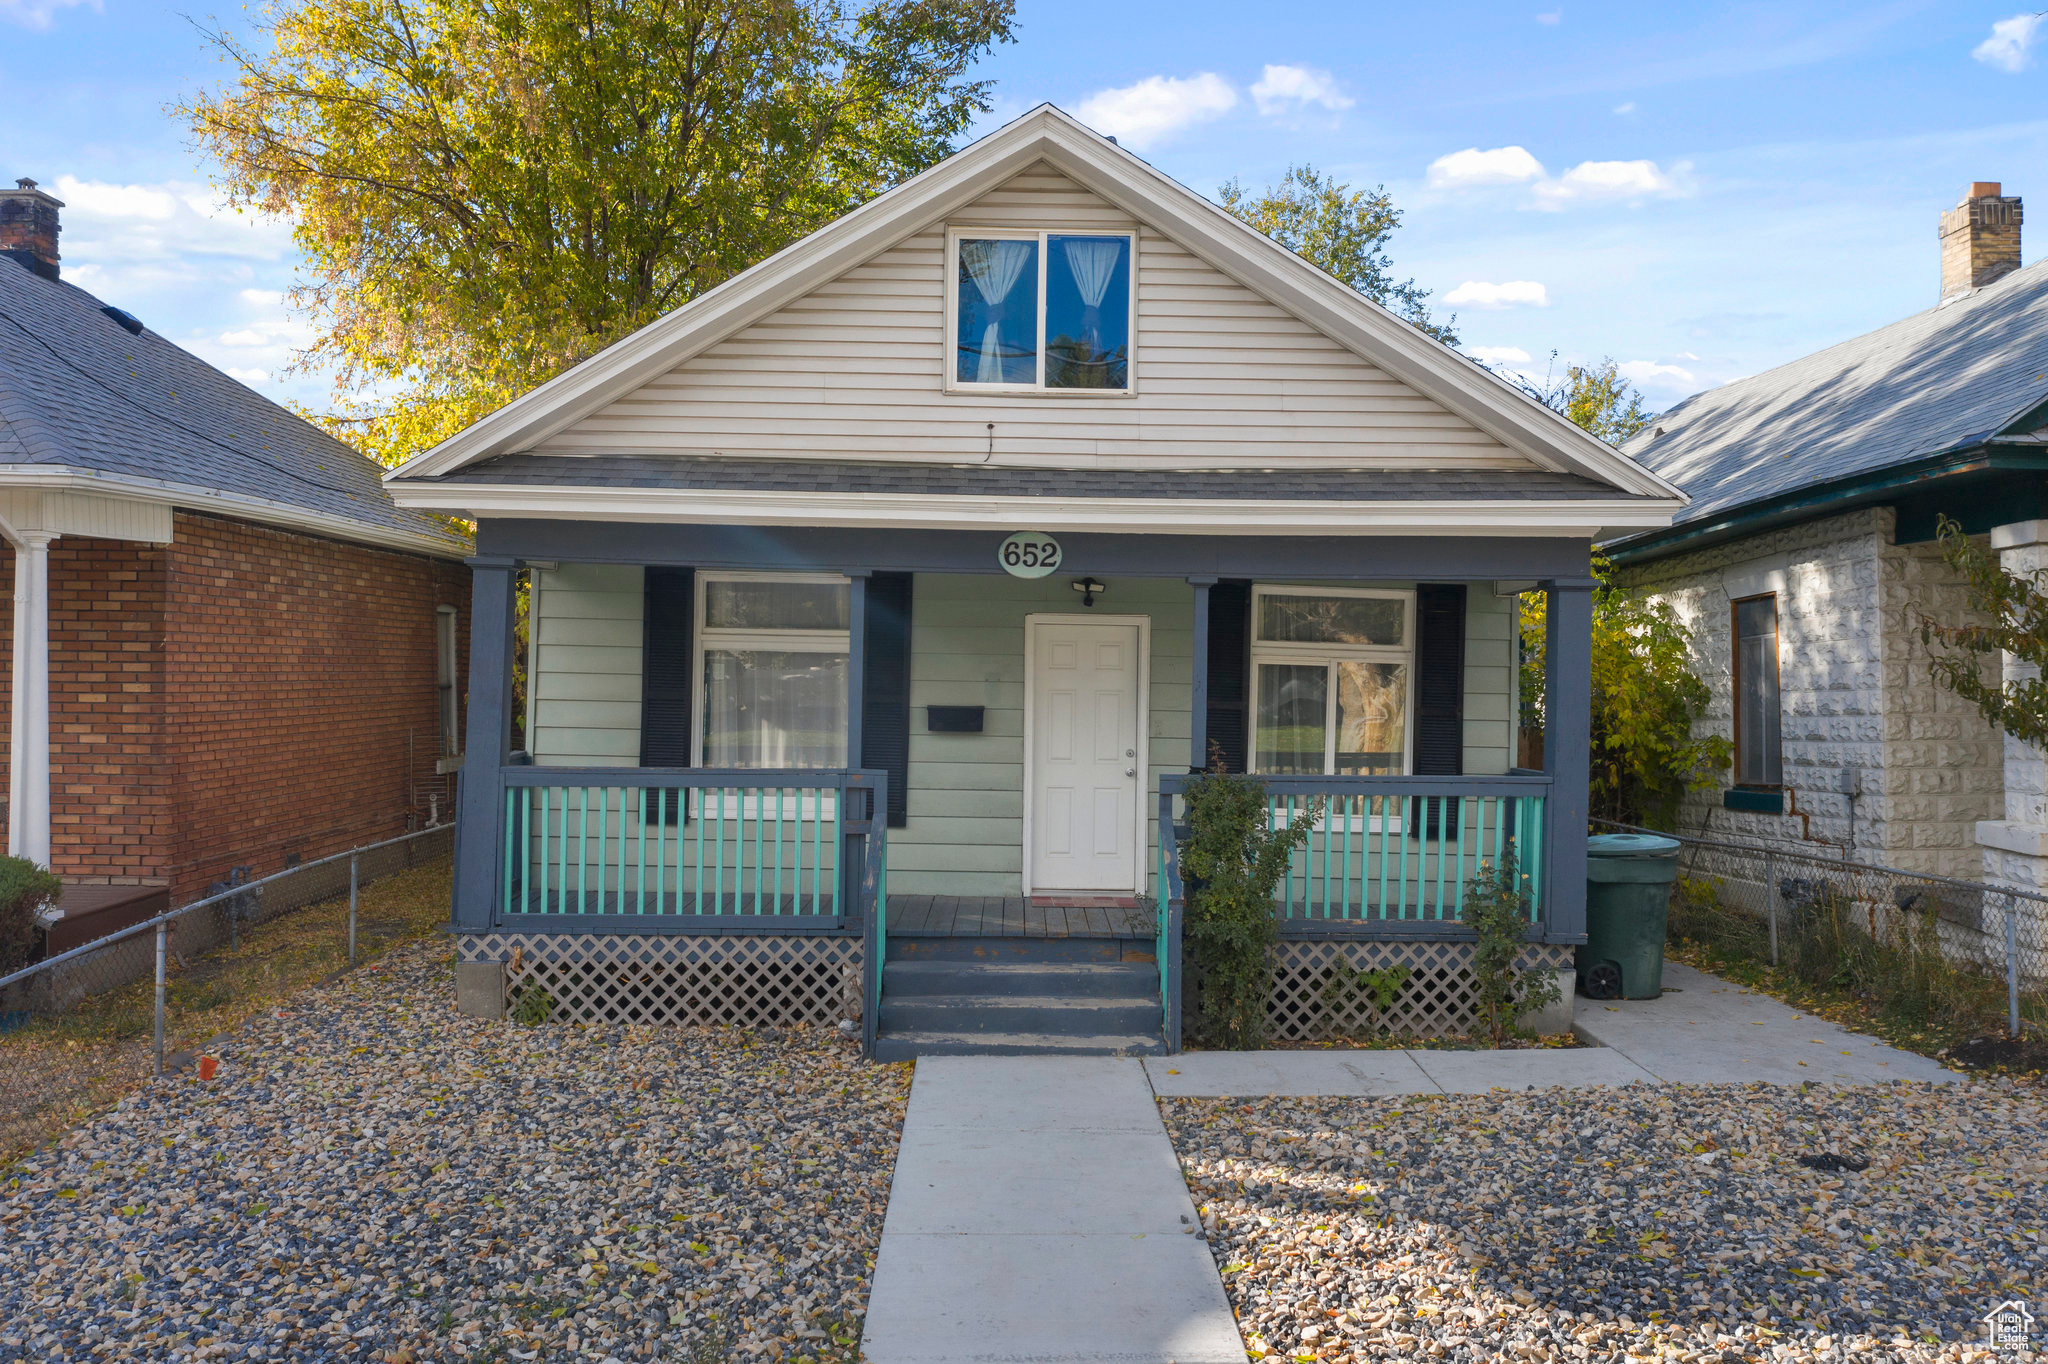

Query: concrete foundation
[1518,966,1578,1037]
[455,959,506,1020]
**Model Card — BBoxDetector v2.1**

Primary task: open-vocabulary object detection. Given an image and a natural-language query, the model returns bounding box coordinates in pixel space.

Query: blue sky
[4,0,2046,416]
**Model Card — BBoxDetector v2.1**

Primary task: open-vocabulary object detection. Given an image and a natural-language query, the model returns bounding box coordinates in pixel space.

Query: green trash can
[1578,833,1682,1000]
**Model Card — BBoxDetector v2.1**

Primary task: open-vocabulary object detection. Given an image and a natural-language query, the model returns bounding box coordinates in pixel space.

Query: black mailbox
[926,705,985,733]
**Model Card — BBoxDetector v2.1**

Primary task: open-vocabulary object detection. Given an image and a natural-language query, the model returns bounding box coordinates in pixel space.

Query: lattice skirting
[458,933,864,1028]
[1251,940,1577,1040]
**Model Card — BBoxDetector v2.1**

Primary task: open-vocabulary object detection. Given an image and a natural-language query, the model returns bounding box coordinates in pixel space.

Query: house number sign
[998,531,1062,579]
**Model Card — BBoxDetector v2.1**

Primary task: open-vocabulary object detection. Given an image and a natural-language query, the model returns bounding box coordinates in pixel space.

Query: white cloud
[51,175,295,272]
[1,0,97,29]
[1465,345,1533,365]
[222,367,272,386]
[217,328,269,347]
[1619,359,1696,386]
[239,288,284,308]
[1427,146,1547,189]
[1536,9,1561,23]
[1613,101,1637,114]
[1444,280,1551,309]
[1974,13,2046,72]
[1250,64,1353,117]
[1533,158,1685,206]
[1075,74,1237,151]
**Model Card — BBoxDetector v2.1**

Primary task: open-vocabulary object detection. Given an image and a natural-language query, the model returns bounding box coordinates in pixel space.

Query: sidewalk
[860,1057,1248,1364]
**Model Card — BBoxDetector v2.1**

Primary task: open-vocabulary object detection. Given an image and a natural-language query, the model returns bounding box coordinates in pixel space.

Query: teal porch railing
[1154,772,1552,1051]
[497,768,887,929]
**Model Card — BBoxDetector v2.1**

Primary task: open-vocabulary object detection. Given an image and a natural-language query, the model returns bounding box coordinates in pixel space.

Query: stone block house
[0,177,472,951]
[1609,182,2048,889]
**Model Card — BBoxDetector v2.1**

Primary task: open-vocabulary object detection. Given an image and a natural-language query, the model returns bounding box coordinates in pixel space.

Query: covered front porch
[446,519,1597,1052]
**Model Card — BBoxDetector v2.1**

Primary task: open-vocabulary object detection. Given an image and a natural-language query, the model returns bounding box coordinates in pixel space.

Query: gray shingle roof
[433,453,1636,501]
[1619,257,2048,535]
[0,258,469,556]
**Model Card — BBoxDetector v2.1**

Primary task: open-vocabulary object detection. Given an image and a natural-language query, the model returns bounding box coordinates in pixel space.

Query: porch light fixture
[1070,577,1106,607]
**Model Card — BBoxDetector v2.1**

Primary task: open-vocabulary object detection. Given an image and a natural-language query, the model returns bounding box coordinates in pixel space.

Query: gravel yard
[1165,1082,2046,1363]
[1,939,910,1363]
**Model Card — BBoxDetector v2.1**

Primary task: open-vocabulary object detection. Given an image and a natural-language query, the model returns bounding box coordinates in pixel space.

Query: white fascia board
[0,466,471,560]
[386,480,1681,538]
[384,104,1686,505]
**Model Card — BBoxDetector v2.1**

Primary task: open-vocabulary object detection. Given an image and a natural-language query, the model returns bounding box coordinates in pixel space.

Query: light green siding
[1463,588,1515,776]
[529,563,644,767]
[895,574,1194,898]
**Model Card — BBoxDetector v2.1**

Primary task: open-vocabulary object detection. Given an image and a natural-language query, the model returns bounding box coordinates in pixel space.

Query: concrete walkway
[861,1056,1248,1364]
[1573,960,1959,1085]
[1143,1044,1658,1096]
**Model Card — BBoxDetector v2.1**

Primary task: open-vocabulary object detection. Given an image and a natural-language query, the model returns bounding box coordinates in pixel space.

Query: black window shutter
[862,572,913,828]
[1205,581,1251,773]
[641,567,694,822]
[1411,583,1467,839]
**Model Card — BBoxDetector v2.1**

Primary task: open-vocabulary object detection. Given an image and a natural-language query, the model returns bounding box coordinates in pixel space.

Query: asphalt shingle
[1621,256,2048,533]
[0,258,468,555]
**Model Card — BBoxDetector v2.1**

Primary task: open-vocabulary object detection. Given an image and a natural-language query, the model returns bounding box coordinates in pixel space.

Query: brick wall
[0,539,173,885]
[164,512,469,901]
[1616,507,2003,878]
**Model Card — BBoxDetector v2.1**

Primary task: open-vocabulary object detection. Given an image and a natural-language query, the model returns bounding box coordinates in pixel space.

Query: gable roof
[385,104,1681,507]
[1614,255,2048,544]
[0,257,469,558]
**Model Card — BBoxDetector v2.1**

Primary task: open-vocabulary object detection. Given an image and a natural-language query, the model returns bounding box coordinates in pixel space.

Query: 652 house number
[998,532,1062,579]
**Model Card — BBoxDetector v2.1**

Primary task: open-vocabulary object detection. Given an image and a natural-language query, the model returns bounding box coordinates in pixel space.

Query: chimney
[0,178,62,282]
[1940,181,2022,300]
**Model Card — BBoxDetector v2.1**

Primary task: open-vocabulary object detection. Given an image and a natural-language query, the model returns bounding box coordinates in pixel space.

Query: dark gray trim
[1188,578,1211,770]
[435,452,1633,502]
[476,520,1595,580]
[453,560,516,931]
[1541,579,1594,944]
[489,915,861,936]
[846,572,868,787]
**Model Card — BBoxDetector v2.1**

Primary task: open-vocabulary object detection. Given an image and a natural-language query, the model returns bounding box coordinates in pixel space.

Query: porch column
[451,556,518,932]
[1188,577,1214,771]
[8,531,54,868]
[845,570,869,772]
[1541,577,1597,942]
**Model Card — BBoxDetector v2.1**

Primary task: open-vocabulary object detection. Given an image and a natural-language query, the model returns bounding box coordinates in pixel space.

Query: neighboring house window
[693,573,851,768]
[436,605,460,757]
[1249,586,1415,776]
[1733,594,1782,786]
[950,230,1134,391]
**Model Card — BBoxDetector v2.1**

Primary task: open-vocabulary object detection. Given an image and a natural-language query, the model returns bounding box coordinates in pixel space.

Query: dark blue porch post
[1541,577,1597,943]
[844,570,870,924]
[452,556,518,932]
[1187,577,1214,771]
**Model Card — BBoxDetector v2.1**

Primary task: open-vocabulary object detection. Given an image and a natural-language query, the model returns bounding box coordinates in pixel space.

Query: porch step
[872,958,1166,1059]
[872,1030,1166,1062]
[886,935,1152,964]
[883,960,1158,999]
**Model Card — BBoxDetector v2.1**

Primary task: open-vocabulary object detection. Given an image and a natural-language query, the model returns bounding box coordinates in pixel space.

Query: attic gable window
[950,230,1133,392]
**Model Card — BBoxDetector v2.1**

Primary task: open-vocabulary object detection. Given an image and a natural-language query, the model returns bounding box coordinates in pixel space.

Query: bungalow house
[0,176,472,953]
[1608,182,2048,895]
[386,106,1683,1056]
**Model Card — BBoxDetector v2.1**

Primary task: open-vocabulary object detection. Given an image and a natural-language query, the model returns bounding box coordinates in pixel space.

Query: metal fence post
[348,852,360,966]
[1764,848,1780,966]
[2008,899,2022,1039]
[153,920,167,1079]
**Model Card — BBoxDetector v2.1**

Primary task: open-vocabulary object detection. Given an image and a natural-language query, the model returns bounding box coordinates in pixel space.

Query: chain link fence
[0,824,454,1164]
[1597,820,2047,1039]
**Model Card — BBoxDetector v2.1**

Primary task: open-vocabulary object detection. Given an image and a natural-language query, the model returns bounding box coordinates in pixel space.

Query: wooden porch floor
[887,895,1154,939]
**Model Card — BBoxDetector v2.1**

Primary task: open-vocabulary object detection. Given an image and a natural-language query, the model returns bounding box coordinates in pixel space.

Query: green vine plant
[1919,513,2048,748]
[1321,961,1414,1025]
[510,981,556,1026]
[1179,754,1322,1050]
[1464,851,1561,1044]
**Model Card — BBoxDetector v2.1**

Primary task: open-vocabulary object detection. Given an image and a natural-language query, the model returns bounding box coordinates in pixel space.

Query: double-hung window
[1249,586,1415,778]
[949,230,1134,391]
[693,573,850,770]
[1732,594,1782,786]
[435,604,460,758]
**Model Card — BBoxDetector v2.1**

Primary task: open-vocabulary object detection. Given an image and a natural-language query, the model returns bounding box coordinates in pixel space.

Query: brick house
[0,177,472,949]
[1608,182,2048,890]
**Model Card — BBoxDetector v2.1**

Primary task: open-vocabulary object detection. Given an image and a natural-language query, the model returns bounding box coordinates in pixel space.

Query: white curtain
[1061,238,1122,351]
[960,239,1035,382]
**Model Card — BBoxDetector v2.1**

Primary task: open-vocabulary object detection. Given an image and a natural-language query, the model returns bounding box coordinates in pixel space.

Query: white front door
[1029,620,1142,893]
